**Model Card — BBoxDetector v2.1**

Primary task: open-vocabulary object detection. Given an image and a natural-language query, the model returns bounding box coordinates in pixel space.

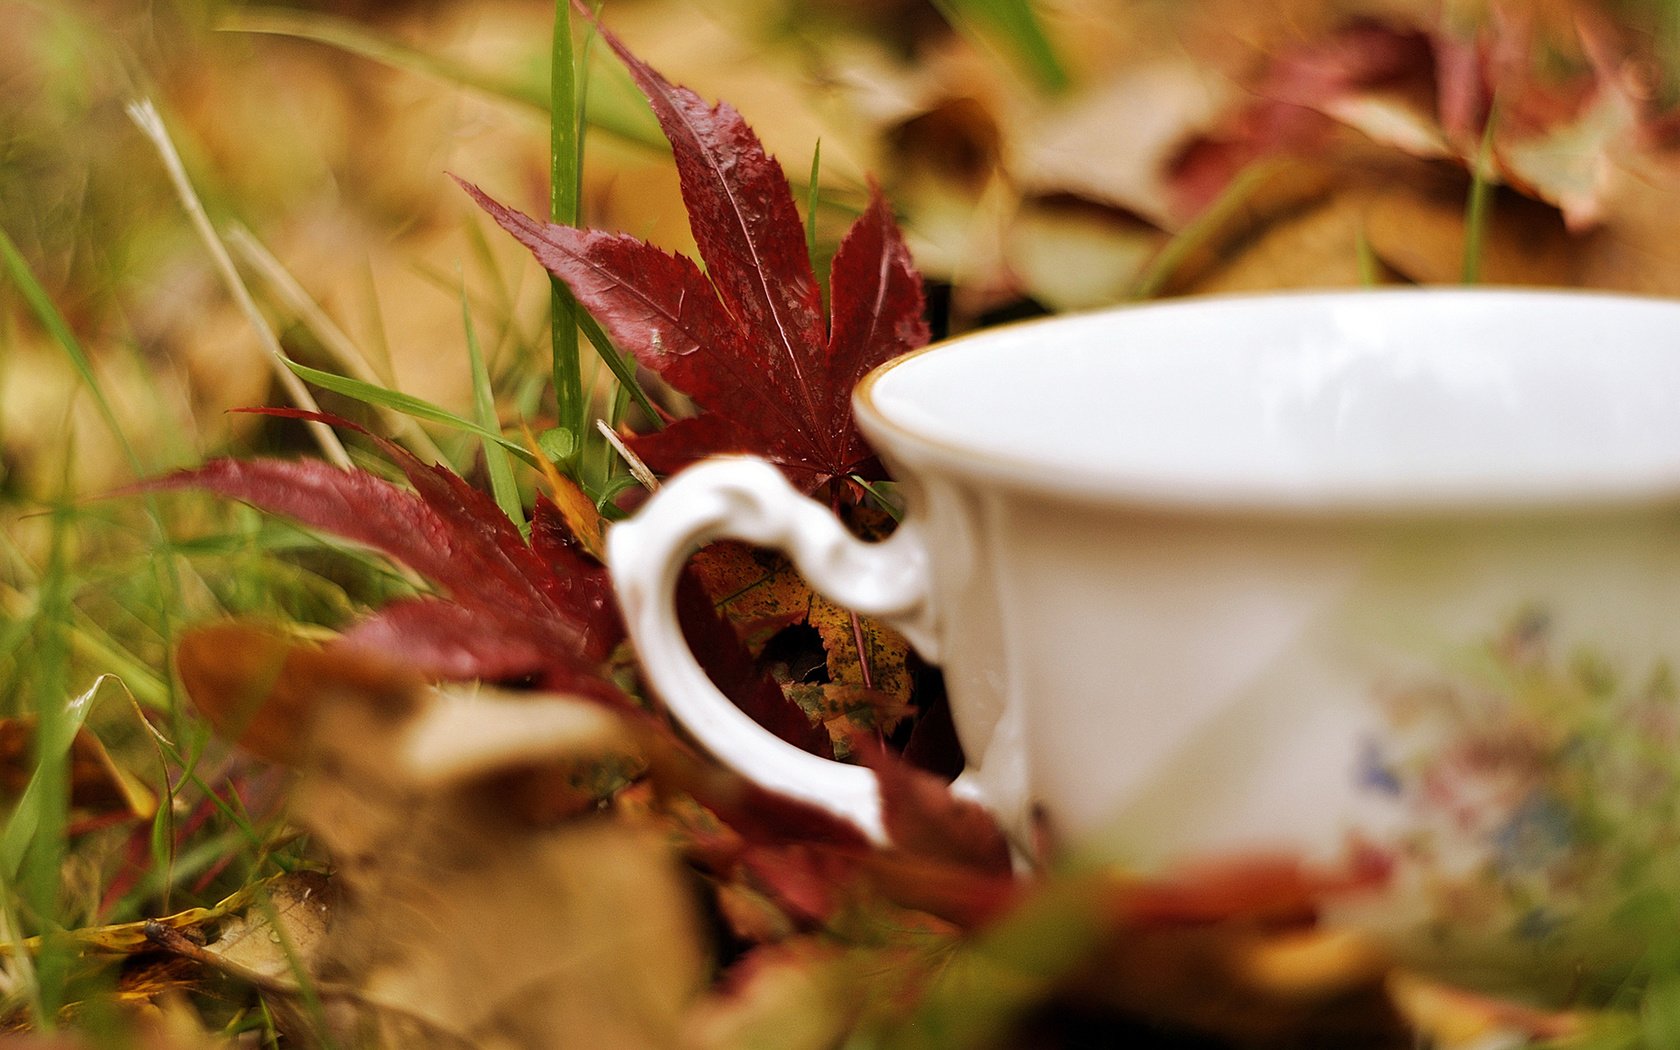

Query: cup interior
[855,289,1680,510]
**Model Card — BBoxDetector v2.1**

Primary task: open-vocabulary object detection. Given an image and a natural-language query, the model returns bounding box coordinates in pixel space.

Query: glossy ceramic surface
[609,288,1680,981]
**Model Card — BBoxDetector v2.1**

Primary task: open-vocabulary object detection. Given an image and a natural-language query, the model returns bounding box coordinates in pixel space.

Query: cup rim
[852,286,1680,516]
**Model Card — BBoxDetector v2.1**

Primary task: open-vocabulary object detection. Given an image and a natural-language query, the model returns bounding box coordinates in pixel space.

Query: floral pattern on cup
[1354,608,1680,984]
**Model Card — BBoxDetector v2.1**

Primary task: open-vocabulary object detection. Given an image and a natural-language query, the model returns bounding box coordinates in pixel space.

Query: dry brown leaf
[199,871,334,987]
[1576,152,1680,295]
[691,536,916,750]
[1016,60,1230,228]
[1006,196,1164,311]
[176,625,710,1048]
[807,595,911,702]
[175,621,420,766]
[690,541,813,651]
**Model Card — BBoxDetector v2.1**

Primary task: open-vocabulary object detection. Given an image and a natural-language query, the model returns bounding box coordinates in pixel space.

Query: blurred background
[7,0,1680,502]
[4,0,1680,1039]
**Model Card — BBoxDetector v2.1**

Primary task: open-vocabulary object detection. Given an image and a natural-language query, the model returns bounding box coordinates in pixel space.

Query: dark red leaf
[825,183,932,467]
[864,743,1013,876]
[675,571,834,759]
[624,413,765,482]
[337,599,556,682]
[595,22,830,419]
[529,495,618,640]
[140,411,623,686]
[738,844,857,927]
[860,851,1021,928]
[459,19,928,493]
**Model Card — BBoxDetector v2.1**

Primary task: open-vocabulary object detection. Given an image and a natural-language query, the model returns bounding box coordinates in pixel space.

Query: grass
[7,0,1680,1044]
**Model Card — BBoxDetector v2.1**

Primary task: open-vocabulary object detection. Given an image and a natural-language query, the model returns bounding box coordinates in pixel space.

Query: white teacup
[608,288,1680,980]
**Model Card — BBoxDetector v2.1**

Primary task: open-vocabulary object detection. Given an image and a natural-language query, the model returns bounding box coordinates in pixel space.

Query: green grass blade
[1462,104,1500,285]
[283,359,538,468]
[1,673,120,886]
[577,311,660,425]
[463,290,523,527]
[1128,160,1283,301]
[807,140,823,260]
[550,0,585,465]
[931,0,1068,92]
[12,488,75,1027]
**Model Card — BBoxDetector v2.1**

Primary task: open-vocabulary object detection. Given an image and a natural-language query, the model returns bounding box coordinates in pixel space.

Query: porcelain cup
[607,288,1680,982]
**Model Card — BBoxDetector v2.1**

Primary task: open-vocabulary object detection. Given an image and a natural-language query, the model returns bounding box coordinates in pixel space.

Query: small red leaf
[825,183,932,462]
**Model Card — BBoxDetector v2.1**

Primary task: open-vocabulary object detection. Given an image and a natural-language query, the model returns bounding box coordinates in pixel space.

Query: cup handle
[606,457,939,844]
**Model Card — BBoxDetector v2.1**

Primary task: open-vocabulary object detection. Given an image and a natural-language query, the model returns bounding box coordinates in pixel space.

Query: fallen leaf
[785,683,916,755]
[190,871,334,988]
[1362,182,1575,286]
[177,627,711,1048]
[461,14,929,494]
[147,410,622,691]
[1387,969,1586,1046]
[1186,194,1377,293]
[1016,60,1229,228]
[1005,195,1164,311]
[689,541,812,653]
[676,569,836,758]
[808,595,912,704]
[175,620,418,766]
[688,537,915,753]
[866,745,1011,877]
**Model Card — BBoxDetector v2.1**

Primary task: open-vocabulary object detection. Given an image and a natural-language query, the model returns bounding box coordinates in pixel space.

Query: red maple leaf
[141,410,622,696]
[458,19,929,494]
[145,410,833,753]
